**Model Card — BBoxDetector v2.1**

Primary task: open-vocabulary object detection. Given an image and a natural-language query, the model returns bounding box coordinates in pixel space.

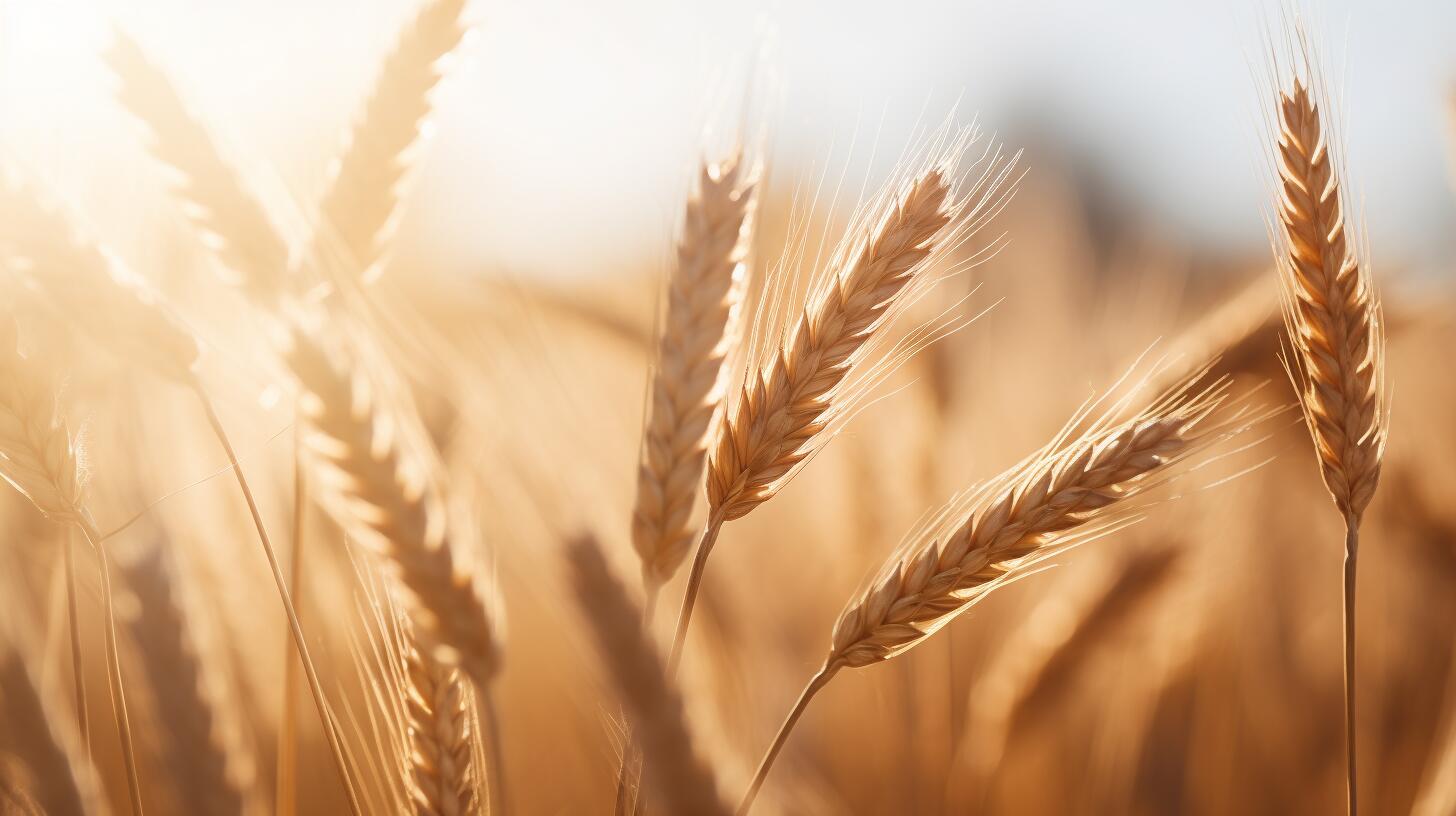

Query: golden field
[0,2,1454,815]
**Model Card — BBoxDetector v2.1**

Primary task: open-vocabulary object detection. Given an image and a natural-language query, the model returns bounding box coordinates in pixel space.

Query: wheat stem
[276,424,307,816]
[478,681,506,816]
[76,517,144,816]
[62,536,90,758]
[191,381,362,816]
[738,661,841,815]
[666,511,725,676]
[1344,518,1359,816]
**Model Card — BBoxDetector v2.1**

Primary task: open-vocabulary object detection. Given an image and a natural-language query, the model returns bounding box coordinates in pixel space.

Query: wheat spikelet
[123,543,257,816]
[0,317,83,523]
[403,637,479,816]
[632,152,755,588]
[566,534,729,816]
[1272,77,1387,527]
[282,321,500,689]
[311,0,469,285]
[0,174,200,383]
[105,30,292,306]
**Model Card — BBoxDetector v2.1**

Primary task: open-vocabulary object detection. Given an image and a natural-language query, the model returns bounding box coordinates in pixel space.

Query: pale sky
[2,0,1452,277]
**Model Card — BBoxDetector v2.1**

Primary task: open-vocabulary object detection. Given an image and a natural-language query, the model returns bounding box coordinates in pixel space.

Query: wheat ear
[0,643,102,815]
[1271,69,1387,816]
[309,0,469,286]
[404,638,480,816]
[0,335,145,814]
[632,151,755,596]
[124,543,256,815]
[738,378,1241,812]
[282,320,505,813]
[567,534,729,816]
[669,140,1018,676]
[105,29,292,305]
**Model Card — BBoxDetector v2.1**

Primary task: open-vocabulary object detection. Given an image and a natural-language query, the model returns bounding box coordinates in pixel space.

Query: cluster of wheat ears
[0,3,1412,815]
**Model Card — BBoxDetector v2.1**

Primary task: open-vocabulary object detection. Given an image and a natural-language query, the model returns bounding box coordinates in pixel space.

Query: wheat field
[1,2,1454,815]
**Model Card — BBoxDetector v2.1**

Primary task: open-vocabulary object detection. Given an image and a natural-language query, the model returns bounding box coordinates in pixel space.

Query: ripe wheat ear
[1269,60,1388,816]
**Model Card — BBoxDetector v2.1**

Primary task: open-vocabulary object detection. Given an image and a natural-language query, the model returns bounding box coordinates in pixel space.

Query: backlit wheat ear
[105,30,292,306]
[404,638,480,816]
[284,322,500,688]
[632,151,755,592]
[0,318,83,524]
[738,375,1248,813]
[310,0,470,286]
[567,534,730,816]
[0,173,200,383]
[1273,79,1387,528]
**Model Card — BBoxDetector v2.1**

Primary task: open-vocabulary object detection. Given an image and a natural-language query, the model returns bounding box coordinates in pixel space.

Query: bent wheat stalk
[670,136,1019,675]
[737,377,1243,813]
[1270,68,1387,816]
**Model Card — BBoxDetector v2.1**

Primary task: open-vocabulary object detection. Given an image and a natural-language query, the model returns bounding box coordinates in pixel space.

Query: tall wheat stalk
[669,135,1019,675]
[1269,63,1388,816]
[737,376,1245,812]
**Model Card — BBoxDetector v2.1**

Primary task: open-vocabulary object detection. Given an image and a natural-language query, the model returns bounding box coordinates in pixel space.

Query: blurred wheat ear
[1270,58,1388,816]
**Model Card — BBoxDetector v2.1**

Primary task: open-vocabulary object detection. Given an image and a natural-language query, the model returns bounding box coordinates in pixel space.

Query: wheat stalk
[404,638,480,816]
[105,30,293,306]
[1270,60,1388,816]
[308,0,469,287]
[737,376,1243,812]
[632,151,755,595]
[668,135,1019,673]
[567,533,729,816]
[282,319,505,813]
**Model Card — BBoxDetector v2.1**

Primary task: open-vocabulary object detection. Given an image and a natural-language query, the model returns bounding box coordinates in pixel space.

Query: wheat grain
[0,318,83,524]
[567,533,729,816]
[632,151,755,592]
